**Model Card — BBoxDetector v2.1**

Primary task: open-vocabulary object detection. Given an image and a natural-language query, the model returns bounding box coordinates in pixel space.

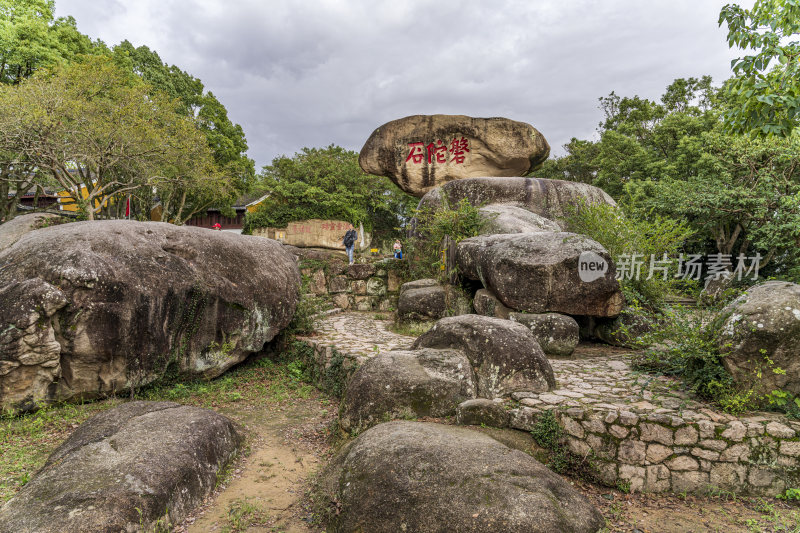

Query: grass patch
[388,320,434,338]
[221,497,270,532]
[0,353,326,504]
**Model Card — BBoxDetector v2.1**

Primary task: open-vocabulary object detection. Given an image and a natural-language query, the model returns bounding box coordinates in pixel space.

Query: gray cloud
[56,0,752,168]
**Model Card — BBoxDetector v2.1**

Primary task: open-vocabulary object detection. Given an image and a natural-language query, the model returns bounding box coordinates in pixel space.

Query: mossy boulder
[0,401,244,533]
[339,348,476,433]
[456,232,624,317]
[0,220,300,412]
[716,281,800,395]
[314,421,604,533]
[413,315,556,398]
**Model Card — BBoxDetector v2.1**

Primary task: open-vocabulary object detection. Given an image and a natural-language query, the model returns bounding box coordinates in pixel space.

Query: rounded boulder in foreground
[315,421,604,533]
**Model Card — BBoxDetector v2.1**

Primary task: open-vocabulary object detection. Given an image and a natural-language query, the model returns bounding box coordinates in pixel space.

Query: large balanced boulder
[413,315,555,397]
[418,176,616,228]
[0,220,300,412]
[315,421,604,533]
[478,203,562,234]
[359,115,550,197]
[510,312,580,357]
[457,232,624,317]
[339,348,477,433]
[0,401,244,533]
[717,281,800,395]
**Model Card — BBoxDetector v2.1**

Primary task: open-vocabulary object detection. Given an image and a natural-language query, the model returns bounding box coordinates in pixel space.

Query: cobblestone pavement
[299,311,413,361]
[304,312,797,429]
[302,312,800,495]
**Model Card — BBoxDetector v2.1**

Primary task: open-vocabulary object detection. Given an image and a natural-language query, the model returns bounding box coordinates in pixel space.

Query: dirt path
[180,400,334,532]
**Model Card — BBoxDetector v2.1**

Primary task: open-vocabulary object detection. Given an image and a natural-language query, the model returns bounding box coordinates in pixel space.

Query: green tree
[243,145,416,244]
[112,41,255,193]
[0,0,101,220]
[0,56,216,220]
[719,0,800,136]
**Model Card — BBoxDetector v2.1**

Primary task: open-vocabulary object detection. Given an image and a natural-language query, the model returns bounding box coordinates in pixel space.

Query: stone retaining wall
[509,403,800,496]
[296,338,362,398]
[301,260,401,312]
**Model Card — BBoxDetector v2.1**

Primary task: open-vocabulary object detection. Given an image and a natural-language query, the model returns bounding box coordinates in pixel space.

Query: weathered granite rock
[717,281,800,395]
[457,232,624,317]
[0,221,300,412]
[456,398,510,428]
[0,213,62,250]
[0,279,68,412]
[0,401,243,533]
[510,312,580,357]
[347,263,376,280]
[397,280,472,320]
[399,278,440,294]
[398,285,448,321]
[315,421,604,533]
[473,287,513,319]
[478,203,563,234]
[418,177,616,228]
[359,115,550,197]
[413,315,555,397]
[339,348,477,433]
[700,271,734,306]
[590,308,654,347]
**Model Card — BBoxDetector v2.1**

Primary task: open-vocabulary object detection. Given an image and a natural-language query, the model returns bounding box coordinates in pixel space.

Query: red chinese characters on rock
[320,222,347,232]
[405,137,470,165]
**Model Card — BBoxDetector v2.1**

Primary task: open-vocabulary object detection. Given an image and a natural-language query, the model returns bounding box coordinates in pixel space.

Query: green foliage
[404,197,485,281]
[765,389,800,419]
[111,41,255,195]
[543,75,800,279]
[0,56,221,221]
[565,200,695,309]
[719,0,800,137]
[279,340,349,398]
[777,487,800,501]
[530,410,563,451]
[0,0,102,86]
[631,306,750,412]
[222,498,269,532]
[243,145,416,245]
[284,277,328,337]
[626,131,800,273]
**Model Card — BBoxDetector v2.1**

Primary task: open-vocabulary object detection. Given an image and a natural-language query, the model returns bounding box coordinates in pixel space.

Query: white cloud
[56,0,754,167]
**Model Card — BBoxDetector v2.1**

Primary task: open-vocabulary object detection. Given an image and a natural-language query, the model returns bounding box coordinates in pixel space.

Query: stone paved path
[303,312,800,495]
[306,312,798,430]
[300,311,413,361]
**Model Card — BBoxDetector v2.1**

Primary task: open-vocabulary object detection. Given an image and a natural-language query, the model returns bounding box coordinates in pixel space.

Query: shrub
[404,197,485,282]
[631,305,759,414]
[565,200,695,310]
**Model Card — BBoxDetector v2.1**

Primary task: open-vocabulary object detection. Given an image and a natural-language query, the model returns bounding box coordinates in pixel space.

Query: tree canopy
[537,77,800,278]
[0,0,253,223]
[0,56,220,221]
[719,0,800,137]
[243,145,416,244]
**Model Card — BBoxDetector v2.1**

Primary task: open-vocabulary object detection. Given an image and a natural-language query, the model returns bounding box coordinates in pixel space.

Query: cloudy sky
[56,0,753,169]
